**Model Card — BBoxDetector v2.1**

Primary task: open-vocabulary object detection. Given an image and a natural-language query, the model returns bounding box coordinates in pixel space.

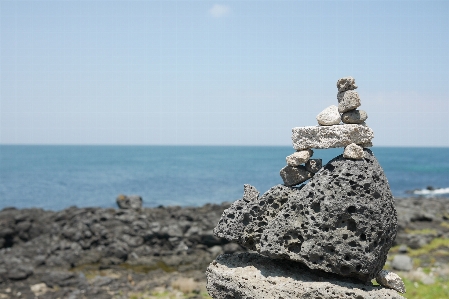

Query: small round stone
[316,105,341,126]
[341,110,368,124]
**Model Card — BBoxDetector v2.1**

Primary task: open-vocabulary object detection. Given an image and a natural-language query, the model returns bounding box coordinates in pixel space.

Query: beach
[1,195,449,299]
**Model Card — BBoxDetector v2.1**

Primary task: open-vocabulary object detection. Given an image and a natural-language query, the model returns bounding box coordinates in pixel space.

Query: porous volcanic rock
[206,252,405,299]
[214,149,397,282]
[337,77,358,92]
[341,110,368,124]
[305,159,322,173]
[337,90,361,113]
[292,124,374,150]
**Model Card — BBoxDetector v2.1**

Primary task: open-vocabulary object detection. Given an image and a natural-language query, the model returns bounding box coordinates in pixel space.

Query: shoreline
[1,197,449,298]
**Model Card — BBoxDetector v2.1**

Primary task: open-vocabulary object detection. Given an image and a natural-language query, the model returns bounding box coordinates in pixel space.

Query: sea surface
[1,145,449,211]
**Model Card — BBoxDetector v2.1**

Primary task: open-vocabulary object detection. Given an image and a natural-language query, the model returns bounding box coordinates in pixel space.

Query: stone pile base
[206,253,404,299]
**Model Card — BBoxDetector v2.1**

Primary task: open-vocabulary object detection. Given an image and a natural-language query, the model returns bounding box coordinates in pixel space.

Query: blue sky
[1,0,448,146]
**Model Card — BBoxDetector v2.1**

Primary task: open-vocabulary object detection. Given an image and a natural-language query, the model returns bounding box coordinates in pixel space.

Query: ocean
[1,145,449,211]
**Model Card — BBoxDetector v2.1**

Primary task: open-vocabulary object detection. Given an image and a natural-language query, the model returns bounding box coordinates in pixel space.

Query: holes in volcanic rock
[344,255,351,261]
[360,234,367,241]
[227,213,235,219]
[373,191,381,199]
[347,206,356,214]
[311,202,321,213]
[325,164,335,171]
[356,265,362,271]
[340,265,351,274]
[347,219,357,232]
[288,242,302,254]
[272,203,279,209]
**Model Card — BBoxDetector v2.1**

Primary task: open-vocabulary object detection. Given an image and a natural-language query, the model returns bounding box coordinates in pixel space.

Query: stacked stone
[208,76,405,299]
[280,76,373,186]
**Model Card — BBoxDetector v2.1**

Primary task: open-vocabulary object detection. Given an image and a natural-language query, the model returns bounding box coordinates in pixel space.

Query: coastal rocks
[215,149,397,282]
[342,110,368,124]
[392,254,413,271]
[316,105,341,126]
[337,90,361,113]
[206,253,405,299]
[116,194,143,210]
[292,124,374,150]
[343,143,364,160]
[376,270,406,293]
[306,158,322,173]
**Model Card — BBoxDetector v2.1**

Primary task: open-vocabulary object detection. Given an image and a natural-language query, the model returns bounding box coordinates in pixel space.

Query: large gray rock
[337,90,361,113]
[206,253,405,299]
[292,124,374,150]
[337,77,358,92]
[316,105,341,126]
[214,149,397,282]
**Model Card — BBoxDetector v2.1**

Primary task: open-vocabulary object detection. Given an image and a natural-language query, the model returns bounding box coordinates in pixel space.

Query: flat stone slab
[207,253,405,299]
[292,124,374,150]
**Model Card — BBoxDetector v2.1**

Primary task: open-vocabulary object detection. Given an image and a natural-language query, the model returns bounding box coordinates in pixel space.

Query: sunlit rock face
[214,149,397,282]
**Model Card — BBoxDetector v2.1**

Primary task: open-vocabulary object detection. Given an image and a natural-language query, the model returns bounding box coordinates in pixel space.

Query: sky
[1,0,448,147]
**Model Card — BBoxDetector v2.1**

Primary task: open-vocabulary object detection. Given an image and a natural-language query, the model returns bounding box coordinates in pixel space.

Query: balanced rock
[214,149,397,282]
[280,165,313,186]
[343,143,364,160]
[292,124,374,150]
[116,194,142,210]
[207,253,405,299]
[286,149,313,166]
[337,77,358,92]
[341,110,368,124]
[376,270,406,294]
[305,159,322,173]
[337,90,361,113]
[316,105,341,126]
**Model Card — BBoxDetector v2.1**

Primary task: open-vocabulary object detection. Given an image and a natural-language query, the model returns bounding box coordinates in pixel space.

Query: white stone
[286,149,313,166]
[375,270,406,294]
[341,110,368,124]
[316,105,341,126]
[343,143,364,160]
[206,253,405,299]
[337,76,358,92]
[30,283,49,297]
[292,124,374,150]
[337,90,361,113]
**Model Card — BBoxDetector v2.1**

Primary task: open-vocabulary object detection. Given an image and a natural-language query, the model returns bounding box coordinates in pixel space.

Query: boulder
[286,149,313,166]
[375,270,406,293]
[280,165,313,186]
[337,90,361,113]
[116,194,142,210]
[341,110,368,124]
[214,149,397,282]
[391,255,413,271]
[316,105,341,126]
[292,124,374,150]
[343,143,364,160]
[206,253,405,299]
[337,77,358,92]
[305,159,322,173]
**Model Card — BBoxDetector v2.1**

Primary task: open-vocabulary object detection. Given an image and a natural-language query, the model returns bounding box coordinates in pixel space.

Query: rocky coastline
[1,196,449,298]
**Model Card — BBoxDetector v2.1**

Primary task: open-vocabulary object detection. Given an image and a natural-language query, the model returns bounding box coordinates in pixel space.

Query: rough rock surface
[342,110,368,124]
[280,165,313,186]
[116,194,142,209]
[316,105,341,126]
[286,149,313,166]
[376,270,406,293]
[215,149,397,282]
[337,77,358,92]
[305,159,322,173]
[206,253,404,299]
[343,143,364,160]
[292,124,374,150]
[358,141,373,148]
[337,90,361,113]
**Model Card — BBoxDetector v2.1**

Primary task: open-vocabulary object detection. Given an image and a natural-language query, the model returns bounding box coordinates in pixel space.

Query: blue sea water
[1,145,449,211]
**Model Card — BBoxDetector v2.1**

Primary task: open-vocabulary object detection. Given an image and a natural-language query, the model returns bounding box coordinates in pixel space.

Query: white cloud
[209,4,230,18]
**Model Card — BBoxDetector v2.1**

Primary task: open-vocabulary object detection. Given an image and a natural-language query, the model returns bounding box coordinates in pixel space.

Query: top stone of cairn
[337,76,357,92]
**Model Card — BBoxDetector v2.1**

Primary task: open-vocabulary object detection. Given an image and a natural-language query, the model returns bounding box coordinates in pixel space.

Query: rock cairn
[208,77,405,298]
[280,76,372,186]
